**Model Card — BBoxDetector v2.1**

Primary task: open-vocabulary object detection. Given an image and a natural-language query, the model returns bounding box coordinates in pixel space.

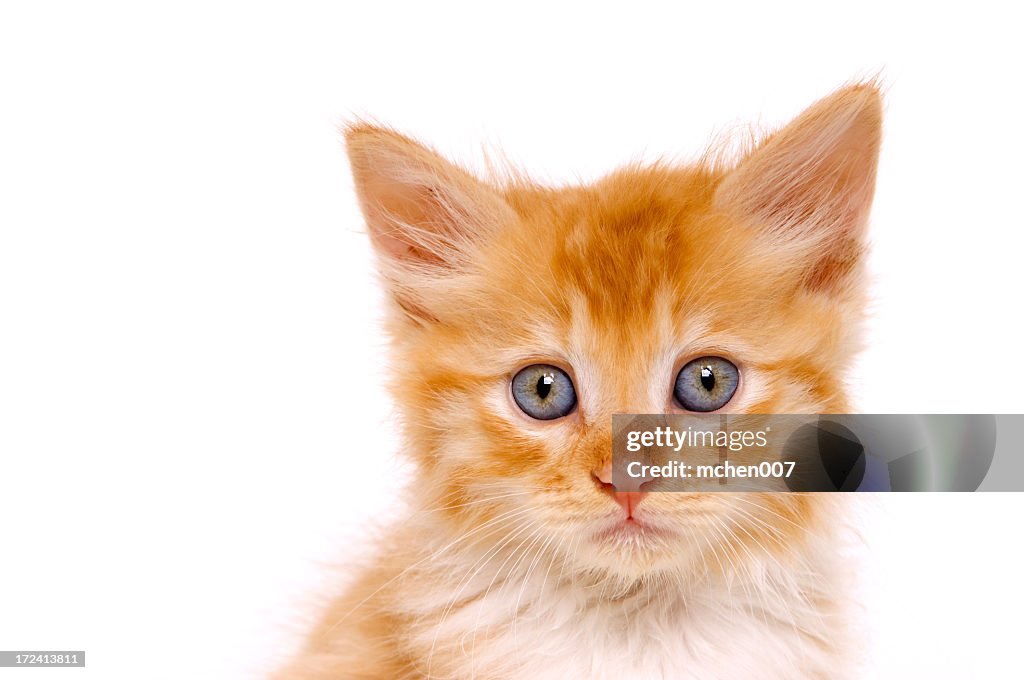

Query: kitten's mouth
[594,516,668,543]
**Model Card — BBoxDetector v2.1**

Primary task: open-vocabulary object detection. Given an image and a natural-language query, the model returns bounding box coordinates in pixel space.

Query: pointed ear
[345,124,514,273]
[713,84,882,290]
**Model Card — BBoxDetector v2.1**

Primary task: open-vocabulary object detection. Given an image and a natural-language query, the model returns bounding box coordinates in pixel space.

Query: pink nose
[592,462,647,518]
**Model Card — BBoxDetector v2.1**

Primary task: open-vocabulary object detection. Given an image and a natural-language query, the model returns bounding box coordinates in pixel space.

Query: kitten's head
[346,84,881,583]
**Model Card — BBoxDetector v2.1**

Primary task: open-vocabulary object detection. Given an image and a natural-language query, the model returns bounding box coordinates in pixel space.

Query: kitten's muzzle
[592,462,648,519]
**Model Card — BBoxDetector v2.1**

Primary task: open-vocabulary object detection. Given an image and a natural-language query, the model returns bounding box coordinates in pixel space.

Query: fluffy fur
[274,83,882,679]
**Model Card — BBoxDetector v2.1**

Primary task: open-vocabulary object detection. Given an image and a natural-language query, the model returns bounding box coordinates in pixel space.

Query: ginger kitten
[276,83,881,679]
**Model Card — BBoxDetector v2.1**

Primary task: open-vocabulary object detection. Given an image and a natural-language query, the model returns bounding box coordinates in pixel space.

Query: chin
[560,515,690,581]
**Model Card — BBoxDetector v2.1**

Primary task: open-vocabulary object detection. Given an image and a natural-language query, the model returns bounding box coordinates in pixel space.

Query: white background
[1,2,1023,678]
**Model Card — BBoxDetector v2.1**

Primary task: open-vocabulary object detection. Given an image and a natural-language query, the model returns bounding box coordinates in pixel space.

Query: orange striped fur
[275,82,882,680]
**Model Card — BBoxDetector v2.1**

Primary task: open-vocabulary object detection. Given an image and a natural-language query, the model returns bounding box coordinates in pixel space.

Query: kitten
[275,83,881,679]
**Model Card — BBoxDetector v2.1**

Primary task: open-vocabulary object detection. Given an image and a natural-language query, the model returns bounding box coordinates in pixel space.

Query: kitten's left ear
[345,123,514,271]
[714,83,882,290]
[345,123,518,322]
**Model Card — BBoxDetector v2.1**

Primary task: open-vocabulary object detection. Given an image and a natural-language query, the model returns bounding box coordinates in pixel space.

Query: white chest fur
[400,548,850,680]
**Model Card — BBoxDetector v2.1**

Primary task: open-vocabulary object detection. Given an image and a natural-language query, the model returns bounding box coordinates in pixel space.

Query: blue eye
[674,357,739,412]
[512,364,577,420]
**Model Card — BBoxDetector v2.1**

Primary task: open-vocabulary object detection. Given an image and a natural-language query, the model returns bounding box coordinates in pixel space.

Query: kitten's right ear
[345,124,514,274]
[713,84,882,292]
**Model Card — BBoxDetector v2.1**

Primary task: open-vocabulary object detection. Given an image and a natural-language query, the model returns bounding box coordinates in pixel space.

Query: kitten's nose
[592,462,647,518]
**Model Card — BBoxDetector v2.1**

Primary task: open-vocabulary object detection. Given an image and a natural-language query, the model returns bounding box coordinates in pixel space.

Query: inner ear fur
[714,83,883,291]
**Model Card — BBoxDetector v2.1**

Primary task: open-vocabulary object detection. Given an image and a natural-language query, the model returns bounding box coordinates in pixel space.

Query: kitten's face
[347,84,880,581]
